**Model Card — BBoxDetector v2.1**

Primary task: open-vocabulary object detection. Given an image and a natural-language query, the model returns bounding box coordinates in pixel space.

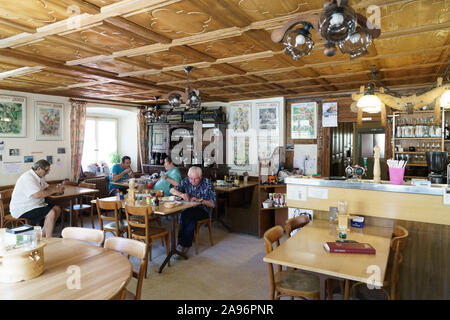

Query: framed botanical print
[291,102,317,139]
[35,101,64,141]
[229,102,251,133]
[0,95,27,138]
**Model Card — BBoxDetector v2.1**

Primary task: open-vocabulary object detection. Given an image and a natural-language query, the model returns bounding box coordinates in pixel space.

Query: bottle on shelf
[150,153,155,165]
[423,117,429,137]
[445,120,450,140]
[396,118,402,138]
[155,152,160,165]
[160,153,165,165]
[429,116,435,137]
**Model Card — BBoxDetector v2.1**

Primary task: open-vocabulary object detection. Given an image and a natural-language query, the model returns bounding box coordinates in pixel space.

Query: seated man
[152,156,181,197]
[108,156,134,196]
[170,166,216,254]
[10,159,63,238]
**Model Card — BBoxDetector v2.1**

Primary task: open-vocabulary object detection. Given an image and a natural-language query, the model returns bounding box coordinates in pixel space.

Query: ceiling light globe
[338,26,372,59]
[295,34,306,46]
[319,3,357,43]
[283,22,314,60]
[440,90,450,107]
[357,94,382,113]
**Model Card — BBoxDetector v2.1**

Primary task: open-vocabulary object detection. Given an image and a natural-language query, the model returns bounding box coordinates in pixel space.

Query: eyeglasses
[44,167,50,173]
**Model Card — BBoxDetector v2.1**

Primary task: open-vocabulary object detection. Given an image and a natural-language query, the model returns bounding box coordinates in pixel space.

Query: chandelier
[351,64,450,126]
[271,0,381,59]
[143,96,161,122]
[164,66,201,111]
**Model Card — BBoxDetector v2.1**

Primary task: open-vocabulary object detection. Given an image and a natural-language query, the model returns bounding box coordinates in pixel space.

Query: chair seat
[64,204,91,211]
[275,270,320,294]
[131,226,169,238]
[104,220,128,230]
[197,218,211,225]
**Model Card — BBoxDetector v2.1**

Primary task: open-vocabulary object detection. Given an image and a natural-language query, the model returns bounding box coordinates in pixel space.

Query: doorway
[330,122,354,177]
[355,125,387,180]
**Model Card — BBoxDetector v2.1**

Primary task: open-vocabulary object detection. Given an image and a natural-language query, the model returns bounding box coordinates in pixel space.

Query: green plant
[110,152,121,164]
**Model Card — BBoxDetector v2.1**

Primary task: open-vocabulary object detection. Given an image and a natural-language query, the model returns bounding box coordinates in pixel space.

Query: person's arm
[162,174,179,187]
[170,179,189,201]
[192,181,216,208]
[112,168,131,182]
[32,185,63,199]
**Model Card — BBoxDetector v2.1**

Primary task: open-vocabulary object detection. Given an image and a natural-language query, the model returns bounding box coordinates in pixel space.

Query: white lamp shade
[440,90,450,107]
[357,94,382,113]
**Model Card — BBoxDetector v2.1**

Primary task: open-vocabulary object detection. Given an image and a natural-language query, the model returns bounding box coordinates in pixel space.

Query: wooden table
[263,219,393,300]
[0,235,132,300]
[112,178,149,188]
[92,197,200,273]
[214,181,259,231]
[46,185,98,228]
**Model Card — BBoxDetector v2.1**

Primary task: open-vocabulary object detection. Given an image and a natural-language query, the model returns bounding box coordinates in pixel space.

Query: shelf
[260,206,288,211]
[259,184,286,189]
[404,176,428,179]
[394,152,425,154]
[406,163,427,167]
[394,137,441,140]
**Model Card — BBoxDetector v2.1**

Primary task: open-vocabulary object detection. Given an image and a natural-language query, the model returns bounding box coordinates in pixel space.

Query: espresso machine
[425,152,448,184]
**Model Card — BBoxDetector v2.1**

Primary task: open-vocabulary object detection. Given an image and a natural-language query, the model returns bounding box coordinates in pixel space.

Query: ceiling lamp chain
[164,66,201,111]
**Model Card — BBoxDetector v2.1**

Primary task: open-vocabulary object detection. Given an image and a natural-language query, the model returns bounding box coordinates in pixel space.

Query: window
[82,117,118,170]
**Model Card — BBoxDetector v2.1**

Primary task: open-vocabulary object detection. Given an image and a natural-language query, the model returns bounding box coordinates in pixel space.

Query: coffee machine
[425,152,448,184]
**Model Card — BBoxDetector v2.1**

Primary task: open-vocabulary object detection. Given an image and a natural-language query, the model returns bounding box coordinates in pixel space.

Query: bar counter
[286,176,450,226]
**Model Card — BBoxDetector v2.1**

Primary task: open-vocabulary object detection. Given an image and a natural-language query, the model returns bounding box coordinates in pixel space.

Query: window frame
[83,116,119,167]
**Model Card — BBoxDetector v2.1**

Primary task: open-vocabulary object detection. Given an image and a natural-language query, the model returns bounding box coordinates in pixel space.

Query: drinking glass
[34,226,42,242]
[337,200,348,215]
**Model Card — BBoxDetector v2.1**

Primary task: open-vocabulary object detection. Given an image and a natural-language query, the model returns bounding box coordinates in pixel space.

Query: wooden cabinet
[257,184,287,238]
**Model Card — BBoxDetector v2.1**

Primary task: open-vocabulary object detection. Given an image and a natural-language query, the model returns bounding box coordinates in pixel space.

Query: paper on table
[2,162,22,174]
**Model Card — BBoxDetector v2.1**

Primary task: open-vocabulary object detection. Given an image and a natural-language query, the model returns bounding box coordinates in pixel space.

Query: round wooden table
[0,237,132,300]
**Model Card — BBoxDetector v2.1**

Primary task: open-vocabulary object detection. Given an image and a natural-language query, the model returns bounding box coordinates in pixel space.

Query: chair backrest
[124,205,152,241]
[96,199,122,233]
[63,180,78,186]
[105,237,147,300]
[285,215,310,238]
[78,182,96,189]
[263,226,284,294]
[61,227,105,246]
[389,225,409,286]
[0,188,14,228]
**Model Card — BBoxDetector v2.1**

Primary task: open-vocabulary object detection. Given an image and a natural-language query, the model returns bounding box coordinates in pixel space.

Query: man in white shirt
[10,159,63,238]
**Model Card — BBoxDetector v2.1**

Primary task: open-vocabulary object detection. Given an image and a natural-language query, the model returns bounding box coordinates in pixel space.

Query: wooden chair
[194,207,214,254]
[0,188,29,228]
[105,237,147,300]
[350,226,409,300]
[285,215,338,299]
[62,182,97,229]
[61,227,105,247]
[264,225,320,300]
[96,199,128,237]
[124,204,170,278]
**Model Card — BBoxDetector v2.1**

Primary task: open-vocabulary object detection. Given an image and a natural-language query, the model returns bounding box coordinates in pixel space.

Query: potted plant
[110,152,121,165]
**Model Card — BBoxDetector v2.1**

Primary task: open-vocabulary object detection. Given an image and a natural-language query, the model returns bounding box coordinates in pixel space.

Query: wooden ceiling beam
[0,48,176,92]
[169,46,216,63]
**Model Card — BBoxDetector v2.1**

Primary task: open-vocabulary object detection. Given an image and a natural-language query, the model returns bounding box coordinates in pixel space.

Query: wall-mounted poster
[256,101,279,133]
[233,136,251,170]
[0,95,27,138]
[229,103,251,133]
[322,102,338,127]
[35,101,64,141]
[291,102,317,139]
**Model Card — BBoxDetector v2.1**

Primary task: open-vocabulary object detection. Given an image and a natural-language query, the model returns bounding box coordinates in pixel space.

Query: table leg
[158,213,188,273]
[319,276,327,300]
[69,199,73,227]
[215,194,231,231]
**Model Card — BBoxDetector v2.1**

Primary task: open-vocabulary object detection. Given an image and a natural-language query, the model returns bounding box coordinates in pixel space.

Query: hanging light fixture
[440,90,450,108]
[357,82,382,113]
[164,66,201,111]
[143,96,161,122]
[271,0,381,59]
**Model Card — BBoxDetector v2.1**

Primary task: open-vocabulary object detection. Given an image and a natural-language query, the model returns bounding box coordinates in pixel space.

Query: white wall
[0,89,139,186]
[0,90,72,186]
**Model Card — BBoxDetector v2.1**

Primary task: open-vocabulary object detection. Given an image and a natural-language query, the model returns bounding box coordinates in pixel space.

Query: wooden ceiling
[0,0,448,105]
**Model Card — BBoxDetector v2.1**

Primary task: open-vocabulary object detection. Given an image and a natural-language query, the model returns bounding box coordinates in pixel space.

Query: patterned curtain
[137,108,149,173]
[70,100,87,182]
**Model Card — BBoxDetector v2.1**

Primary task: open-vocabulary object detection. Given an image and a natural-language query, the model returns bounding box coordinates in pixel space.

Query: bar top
[285,176,447,196]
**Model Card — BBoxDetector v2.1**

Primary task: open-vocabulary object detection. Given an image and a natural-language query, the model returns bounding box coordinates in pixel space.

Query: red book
[323,242,376,254]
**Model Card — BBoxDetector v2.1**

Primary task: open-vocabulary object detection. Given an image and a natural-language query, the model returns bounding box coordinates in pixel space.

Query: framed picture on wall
[291,102,317,139]
[256,101,280,134]
[0,95,27,138]
[229,102,251,133]
[232,135,252,171]
[35,101,64,141]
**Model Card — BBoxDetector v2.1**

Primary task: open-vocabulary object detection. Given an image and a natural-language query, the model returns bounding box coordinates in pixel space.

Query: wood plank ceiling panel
[0,0,447,104]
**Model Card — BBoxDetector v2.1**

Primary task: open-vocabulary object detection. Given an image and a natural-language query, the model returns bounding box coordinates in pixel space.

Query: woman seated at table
[108,156,134,196]
[152,156,181,196]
